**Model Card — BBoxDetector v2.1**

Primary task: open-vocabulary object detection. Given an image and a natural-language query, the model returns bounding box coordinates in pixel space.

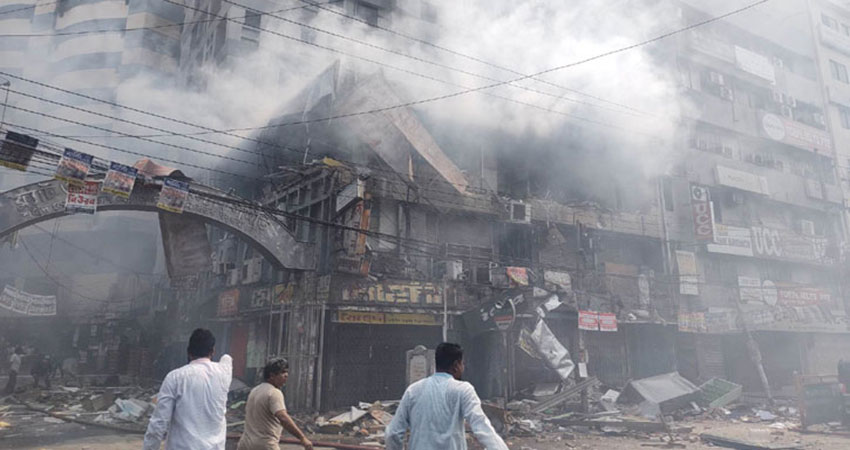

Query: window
[830,60,849,83]
[354,2,379,26]
[822,13,839,30]
[840,105,850,129]
[662,177,674,212]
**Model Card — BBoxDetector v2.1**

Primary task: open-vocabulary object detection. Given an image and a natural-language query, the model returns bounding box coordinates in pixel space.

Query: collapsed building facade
[2,0,850,415]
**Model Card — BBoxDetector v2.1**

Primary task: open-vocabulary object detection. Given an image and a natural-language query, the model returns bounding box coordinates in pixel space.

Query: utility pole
[575,222,589,412]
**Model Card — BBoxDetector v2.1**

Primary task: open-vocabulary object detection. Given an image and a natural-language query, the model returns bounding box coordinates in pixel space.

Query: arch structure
[0,178,315,270]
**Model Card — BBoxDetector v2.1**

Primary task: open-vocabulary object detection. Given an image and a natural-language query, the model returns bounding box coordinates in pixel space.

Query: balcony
[820,24,850,58]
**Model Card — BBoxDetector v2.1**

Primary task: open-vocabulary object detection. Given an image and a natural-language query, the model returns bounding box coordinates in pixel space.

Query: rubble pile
[11,383,159,431]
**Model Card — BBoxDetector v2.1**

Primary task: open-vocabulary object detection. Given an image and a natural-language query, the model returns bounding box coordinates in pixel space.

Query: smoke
[1,0,700,206]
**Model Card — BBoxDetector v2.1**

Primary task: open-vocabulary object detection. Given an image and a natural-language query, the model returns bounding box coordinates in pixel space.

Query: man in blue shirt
[385,343,508,450]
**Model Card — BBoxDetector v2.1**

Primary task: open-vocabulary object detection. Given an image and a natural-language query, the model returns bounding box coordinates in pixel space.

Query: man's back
[143,355,232,450]
[385,373,507,450]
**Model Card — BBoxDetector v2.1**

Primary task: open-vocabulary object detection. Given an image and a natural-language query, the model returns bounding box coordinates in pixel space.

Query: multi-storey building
[659,0,850,395]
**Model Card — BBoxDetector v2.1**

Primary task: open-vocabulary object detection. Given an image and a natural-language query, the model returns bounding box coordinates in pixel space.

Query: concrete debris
[618,372,701,415]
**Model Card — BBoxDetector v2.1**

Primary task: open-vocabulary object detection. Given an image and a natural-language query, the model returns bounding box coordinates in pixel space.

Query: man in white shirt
[385,343,508,450]
[4,346,22,395]
[144,329,233,450]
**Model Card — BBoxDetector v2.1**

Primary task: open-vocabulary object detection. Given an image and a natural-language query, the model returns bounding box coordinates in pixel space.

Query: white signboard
[675,250,699,296]
[715,165,769,195]
[707,224,753,257]
[735,46,775,84]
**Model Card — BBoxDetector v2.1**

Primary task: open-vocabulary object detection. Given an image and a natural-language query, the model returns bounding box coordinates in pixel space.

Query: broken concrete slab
[618,372,700,415]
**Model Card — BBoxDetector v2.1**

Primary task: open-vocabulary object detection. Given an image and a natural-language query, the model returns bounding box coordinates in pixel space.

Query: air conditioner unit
[722,146,735,158]
[508,201,531,223]
[753,154,764,165]
[772,56,785,69]
[786,96,797,108]
[719,86,734,101]
[227,268,241,286]
[709,71,725,85]
[772,91,784,104]
[435,260,464,280]
[780,105,794,118]
[242,258,263,284]
[799,219,816,236]
[814,113,826,126]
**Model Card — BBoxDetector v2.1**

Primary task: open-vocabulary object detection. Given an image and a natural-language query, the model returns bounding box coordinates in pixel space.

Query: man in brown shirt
[237,359,313,450]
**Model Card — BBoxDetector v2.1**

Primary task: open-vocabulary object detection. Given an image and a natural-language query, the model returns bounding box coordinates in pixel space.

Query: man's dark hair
[14,346,22,354]
[263,358,289,380]
[187,328,216,358]
[435,342,463,371]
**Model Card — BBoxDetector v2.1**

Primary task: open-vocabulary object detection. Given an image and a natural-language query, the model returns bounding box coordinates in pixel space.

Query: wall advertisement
[707,224,753,256]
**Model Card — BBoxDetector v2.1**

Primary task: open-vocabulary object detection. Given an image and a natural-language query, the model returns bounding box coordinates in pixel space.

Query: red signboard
[578,311,599,331]
[598,313,618,332]
[690,184,714,241]
[217,289,240,317]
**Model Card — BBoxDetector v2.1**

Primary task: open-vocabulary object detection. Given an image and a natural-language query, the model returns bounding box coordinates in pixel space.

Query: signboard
[690,184,714,241]
[675,250,699,295]
[707,224,753,256]
[505,267,529,286]
[341,280,442,305]
[336,179,365,213]
[751,226,832,264]
[102,162,138,198]
[0,285,56,316]
[274,283,294,305]
[578,310,599,331]
[336,199,371,275]
[598,312,618,332]
[334,310,441,326]
[157,178,190,213]
[0,131,38,171]
[738,276,764,303]
[678,311,707,333]
[55,148,93,186]
[217,289,239,317]
[715,165,769,195]
[64,180,99,215]
[734,45,775,83]
[248,287,270,310]
[760,111,832,153]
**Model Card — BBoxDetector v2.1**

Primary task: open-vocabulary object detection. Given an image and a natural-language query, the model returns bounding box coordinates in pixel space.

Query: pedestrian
[236,359,313,450]
[143,328,232,450]
[3,346,22,395]
[385,342,508,450]
[31,353,52,389]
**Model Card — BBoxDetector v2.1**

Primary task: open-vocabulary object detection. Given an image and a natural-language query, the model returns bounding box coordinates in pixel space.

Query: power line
[154,0,772,138]
[0,1,341,37]
[0,0,58,17]
[221,0,650,120]
[295,0,656,118]
[1,90,504,204]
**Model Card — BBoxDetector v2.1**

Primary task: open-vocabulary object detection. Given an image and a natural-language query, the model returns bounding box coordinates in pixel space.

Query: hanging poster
[65,180,100,215]
[0,131,38,171]
[217,289,239,317]
[157,178,190,213]
[0,286,57,316]
[598,312,618,332]
[55,148,93,186]
[102,162,138,198]
[675,250,699,295]
[578,310,599,331]
[690,184,714,241]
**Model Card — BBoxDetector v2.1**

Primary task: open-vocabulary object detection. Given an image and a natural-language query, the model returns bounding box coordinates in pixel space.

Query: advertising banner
[157,178,190,213]
[55,148,93,186]
[65,180,99,215]
[102,162,138,198]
